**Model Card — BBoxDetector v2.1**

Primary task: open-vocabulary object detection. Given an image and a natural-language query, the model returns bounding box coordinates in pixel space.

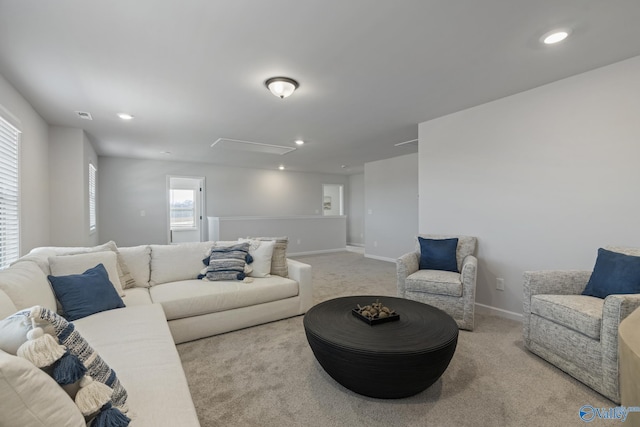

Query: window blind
[89,162,96,232]
[0,116,20,269]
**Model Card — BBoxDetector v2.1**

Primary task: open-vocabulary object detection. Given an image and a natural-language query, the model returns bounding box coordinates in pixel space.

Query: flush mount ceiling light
[295,139,305,145]
[541,29,570,45]
[279,165,285,170]
[117,113,134,120]
[265,77,299,99]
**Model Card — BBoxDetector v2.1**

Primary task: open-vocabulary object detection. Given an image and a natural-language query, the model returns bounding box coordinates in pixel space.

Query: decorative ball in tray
[352,299,400,325]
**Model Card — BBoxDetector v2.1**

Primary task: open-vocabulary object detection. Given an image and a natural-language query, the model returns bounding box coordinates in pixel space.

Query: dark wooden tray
[352,309,400,325]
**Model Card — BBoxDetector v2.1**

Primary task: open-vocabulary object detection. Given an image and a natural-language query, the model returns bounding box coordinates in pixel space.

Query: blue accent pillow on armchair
[48,263,125,321]
[418,237,459,273]
[582,248,640,299]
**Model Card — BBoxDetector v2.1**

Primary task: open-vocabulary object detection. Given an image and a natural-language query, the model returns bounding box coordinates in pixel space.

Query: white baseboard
[363,253,396,263]
[346,242,364,247]
[475,303,523,322]
[288,248,347,257]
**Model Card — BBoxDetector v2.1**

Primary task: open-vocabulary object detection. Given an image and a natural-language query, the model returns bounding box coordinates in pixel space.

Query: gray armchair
[523,246,640,404]
[396,235,477,331]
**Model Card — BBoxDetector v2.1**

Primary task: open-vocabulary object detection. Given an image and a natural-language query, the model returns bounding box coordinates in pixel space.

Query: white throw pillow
[239,238,275,278]
[248,237,289,277]
[0,349,86,427]
[48,251,124,296]
[149,241,214,286]
[0,261,57,313]
[119,245,152,288]
[82,241,137,289]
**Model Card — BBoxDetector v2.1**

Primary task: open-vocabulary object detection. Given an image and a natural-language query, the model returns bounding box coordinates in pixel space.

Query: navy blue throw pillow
[582,248,640,299]
[418,237,459,273]
[48,263,125,321]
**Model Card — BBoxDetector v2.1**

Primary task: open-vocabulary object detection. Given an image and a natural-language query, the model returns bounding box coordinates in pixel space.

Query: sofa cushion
[149,277,299,321]
[73,304,200,426]
[0,349,86,427]
[121,287,153,306]
[531,294,604,340]
[49,251,125,296]
[405,270,462,297]
[149,241,214,286]
[582,248,640,299]
[0,289,17,320]
[48,263,126,321]
[0,260,57,313]
[119,245,151,288]
[418,237,459,272]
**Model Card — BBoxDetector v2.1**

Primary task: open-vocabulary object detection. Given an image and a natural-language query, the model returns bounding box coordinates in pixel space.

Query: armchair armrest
[522,270,591,345]
[396,252,419,297]
[460,255,478,296]
[601,294,640,401]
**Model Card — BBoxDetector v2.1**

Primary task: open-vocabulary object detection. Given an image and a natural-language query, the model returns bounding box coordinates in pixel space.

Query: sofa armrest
[396,252,419,297]
[522,270,591,346]
[287,258,313,314]
[600,293,640,401]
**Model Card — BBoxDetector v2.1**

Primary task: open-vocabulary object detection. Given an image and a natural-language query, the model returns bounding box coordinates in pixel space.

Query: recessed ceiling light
[279,165,285,170]
[542,30,570,45]
[117,113,134,120]
[295,139,305,146]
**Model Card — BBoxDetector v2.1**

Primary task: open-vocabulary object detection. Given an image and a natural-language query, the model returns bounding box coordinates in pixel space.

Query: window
[0,115,20,269]
[89,163,96,233]
[170,189,196,229]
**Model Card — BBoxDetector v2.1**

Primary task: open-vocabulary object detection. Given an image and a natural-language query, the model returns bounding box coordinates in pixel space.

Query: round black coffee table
[303,295,458,399]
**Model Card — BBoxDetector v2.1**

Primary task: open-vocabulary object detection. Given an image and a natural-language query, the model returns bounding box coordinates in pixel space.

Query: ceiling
[1,1,640,175]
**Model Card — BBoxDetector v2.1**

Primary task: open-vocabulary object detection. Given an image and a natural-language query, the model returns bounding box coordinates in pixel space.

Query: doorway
[322,184,344,216]
[167,176,205,244]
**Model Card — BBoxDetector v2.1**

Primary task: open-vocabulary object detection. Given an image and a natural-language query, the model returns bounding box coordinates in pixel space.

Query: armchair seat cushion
[406,270,462,297]
[531,294,603,340]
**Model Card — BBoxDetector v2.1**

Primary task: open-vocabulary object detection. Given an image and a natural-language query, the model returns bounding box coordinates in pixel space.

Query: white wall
[418,55,640,316]
[98,157,348,246]
[347,173,364,246]
[364,153,419,261]
[49,127,98,247]
[0,74,51,254]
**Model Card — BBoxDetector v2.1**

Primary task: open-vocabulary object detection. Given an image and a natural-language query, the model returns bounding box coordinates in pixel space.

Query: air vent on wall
[211,138,296,155]
[75,111,93,120]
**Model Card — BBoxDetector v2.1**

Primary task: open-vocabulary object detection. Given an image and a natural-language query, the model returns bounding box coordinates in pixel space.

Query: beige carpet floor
[177,251,614,427]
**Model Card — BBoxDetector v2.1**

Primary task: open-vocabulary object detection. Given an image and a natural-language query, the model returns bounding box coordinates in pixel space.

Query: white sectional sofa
[0,240,312,427]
